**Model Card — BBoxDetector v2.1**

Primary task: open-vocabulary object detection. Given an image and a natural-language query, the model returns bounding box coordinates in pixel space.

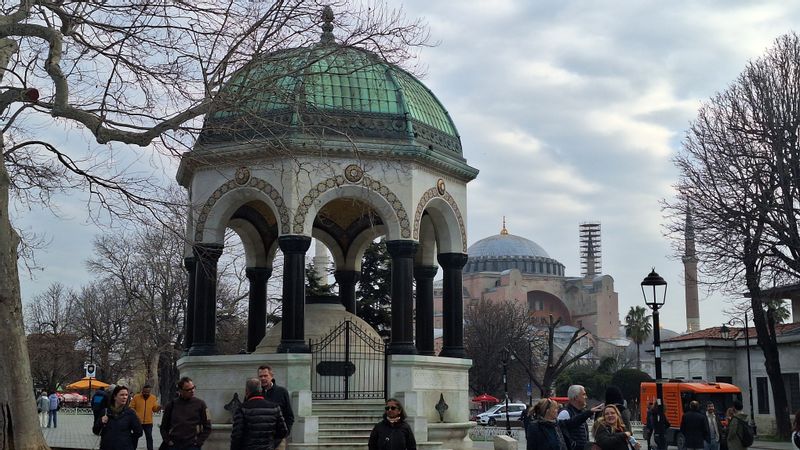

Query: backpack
[735,416,754,447]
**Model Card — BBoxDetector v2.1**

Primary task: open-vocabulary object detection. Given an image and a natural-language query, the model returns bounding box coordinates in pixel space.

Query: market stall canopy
[471,393,500,403]
[66,377,109,390]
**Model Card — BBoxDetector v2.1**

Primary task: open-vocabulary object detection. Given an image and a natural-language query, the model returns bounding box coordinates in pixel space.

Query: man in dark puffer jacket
[231,377,288,450]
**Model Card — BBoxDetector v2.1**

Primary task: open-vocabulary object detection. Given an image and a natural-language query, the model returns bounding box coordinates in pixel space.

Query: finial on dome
[320,6,335,44]
[500,216,508,235]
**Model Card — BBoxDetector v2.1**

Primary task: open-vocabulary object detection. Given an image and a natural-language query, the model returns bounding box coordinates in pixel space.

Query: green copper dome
[201,34,463,156]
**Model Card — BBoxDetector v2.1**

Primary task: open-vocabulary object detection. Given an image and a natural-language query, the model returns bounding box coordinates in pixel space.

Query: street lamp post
[720,310,757,435]
[642,268,667,450]
[501,346,511,435]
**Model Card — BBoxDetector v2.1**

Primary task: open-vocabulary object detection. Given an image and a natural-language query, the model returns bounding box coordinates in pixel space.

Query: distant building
[432,222,622,354]
[659,323,800,435]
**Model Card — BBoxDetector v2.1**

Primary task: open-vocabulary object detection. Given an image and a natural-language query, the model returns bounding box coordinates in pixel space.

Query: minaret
[683,204,700,332]
[313,240,329,283]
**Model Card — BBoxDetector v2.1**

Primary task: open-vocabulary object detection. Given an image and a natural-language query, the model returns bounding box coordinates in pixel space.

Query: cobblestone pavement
[42,413,162,450]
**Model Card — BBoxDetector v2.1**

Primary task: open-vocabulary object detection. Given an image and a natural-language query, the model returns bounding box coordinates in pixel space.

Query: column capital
[414,265,439,279]
[193,243,224,261]
[334,270,361,284]
[245,266,273,280]
[437,252,468,269]
[386,240,419,258]
[278,235,312,254]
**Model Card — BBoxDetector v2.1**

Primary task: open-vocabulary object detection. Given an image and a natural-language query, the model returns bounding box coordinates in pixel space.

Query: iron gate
[309,320,386,400]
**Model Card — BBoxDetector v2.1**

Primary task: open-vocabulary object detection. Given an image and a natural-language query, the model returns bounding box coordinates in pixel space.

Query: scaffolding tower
[580,222,602,277]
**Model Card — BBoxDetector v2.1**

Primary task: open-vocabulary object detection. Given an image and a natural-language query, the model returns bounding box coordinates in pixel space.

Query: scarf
[387,416,401,424]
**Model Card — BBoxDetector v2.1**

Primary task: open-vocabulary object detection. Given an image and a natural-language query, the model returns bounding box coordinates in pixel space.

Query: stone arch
[413,187,467,253]
[194,176,290,244]
[293,175,409,240]
[527,290,572,324]
[346,225,388,271]
[415,214,438,266]
[311,228,346,271]
[228,218,268,267]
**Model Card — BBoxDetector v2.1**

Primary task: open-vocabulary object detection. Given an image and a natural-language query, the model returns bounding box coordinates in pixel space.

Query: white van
[476,402,528,425]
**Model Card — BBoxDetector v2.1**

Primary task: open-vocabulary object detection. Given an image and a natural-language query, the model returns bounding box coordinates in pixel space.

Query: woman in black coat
[593,404,640,450]
[368,398,416,450]
[92,385,143,450]
[526,398,572,450]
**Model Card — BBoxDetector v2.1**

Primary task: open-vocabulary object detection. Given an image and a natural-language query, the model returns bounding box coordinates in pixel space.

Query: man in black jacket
[258,365,294,450]
[557,385,604,450]
[160,377,212,449]
[680,401,710,450]
[231,377,287,450]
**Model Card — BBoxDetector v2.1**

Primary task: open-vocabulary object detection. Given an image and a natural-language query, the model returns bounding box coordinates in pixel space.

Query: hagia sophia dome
[464,225,566,276]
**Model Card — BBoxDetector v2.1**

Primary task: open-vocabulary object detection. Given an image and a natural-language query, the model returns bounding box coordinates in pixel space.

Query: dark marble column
[189,243,224,356]
[183,256,197,353]
[277,235,311,353]
[438,253,468,358]
[245,267,272,353]
[414,265,438,356]
[386,240,419,355]
[334,270,361,314]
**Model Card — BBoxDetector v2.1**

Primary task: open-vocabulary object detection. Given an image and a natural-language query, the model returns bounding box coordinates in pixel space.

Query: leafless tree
[0,2,427,447]
[664,32,800,439]
[23,284,84,392]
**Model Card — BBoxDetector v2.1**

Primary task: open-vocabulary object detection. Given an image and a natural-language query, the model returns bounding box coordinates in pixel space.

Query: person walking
[231,377,288,450]
[37,392,49,427]
[680,401,709,450]
[160,377,212,450]
[368,398,416,450]
[705,402,724,450]
[47,391,59,428]
[593,404,640,450]
[557,384,604,450]
[131,384,161,450]
[526,398,572,450]
[726,401,750,450]
[92,385,143,450]
[648,403,670,450]
[258,365,294,450]
[92,387,108,423]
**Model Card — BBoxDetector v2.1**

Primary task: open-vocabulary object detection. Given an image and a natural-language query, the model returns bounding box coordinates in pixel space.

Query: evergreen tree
[305,263,334,296]
[356,240,392,333]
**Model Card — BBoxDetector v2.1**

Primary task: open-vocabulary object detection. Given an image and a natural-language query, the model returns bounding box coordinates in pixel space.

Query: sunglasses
[182,386,196,392]
[385,406,400,411]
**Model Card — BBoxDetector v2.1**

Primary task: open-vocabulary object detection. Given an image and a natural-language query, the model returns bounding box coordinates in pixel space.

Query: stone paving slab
[42,413,162,450]
[42,413,793,450]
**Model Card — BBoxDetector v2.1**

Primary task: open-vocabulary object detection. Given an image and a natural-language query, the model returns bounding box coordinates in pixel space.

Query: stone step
[288,441,444,450]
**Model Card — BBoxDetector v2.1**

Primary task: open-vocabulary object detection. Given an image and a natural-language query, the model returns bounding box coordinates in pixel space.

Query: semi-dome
[199,8,466,163]
[465,224,565,276]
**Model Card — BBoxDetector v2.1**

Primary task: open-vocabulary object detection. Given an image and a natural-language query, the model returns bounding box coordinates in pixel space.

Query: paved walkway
[42,413,162,450]
[42,413,794,450]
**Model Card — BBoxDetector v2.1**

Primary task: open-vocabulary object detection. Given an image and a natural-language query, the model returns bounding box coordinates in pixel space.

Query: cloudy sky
[15,1,800,333]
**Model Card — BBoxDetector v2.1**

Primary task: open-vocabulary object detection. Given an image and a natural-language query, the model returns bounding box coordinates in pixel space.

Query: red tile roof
[663,323,800,342]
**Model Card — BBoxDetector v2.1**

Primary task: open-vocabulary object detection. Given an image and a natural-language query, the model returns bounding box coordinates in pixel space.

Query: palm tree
[625,306,652,370]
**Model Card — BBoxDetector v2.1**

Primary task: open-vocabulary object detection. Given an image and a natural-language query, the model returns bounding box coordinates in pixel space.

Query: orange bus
[640,381,742,447]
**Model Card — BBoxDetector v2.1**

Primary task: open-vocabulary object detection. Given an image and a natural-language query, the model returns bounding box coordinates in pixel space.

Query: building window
[783,373,800,413]
[715,376,732,384]
[757,377,769,414]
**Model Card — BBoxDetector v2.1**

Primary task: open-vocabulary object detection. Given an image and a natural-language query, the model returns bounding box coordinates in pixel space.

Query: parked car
[476,402,528,426]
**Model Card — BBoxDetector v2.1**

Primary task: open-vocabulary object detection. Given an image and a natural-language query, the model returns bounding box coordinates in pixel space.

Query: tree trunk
[748,276,791,439]
[0,135,49,449]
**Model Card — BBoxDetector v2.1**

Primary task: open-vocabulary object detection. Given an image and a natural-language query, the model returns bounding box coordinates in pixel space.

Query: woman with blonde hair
[526,398,571,450]
[593,404,640,450]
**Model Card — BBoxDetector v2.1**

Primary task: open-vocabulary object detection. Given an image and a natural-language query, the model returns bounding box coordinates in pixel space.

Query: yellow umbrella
[66,377,110,390]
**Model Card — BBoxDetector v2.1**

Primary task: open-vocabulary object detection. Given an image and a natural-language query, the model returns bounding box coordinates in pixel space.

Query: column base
[278,339,310,353]
[389,342,417,355]
[439,346,466,358]
[187,344,218,356]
